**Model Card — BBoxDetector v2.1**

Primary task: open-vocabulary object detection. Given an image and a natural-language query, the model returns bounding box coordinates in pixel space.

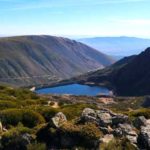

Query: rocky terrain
[0,35,114,87]
[0,86,150,149]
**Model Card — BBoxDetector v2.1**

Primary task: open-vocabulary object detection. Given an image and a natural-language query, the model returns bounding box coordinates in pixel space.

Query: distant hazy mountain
[76,47,150,96]
[78,36,150,56]
[0,35,114,87]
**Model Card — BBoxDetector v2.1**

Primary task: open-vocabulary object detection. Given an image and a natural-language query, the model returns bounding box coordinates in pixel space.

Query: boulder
[100,126,113,134]
[81,108,97,122]
[97,111,112,127]
[100,134,114,144]
[50,112,67,128]
[138,125,150,149]
[112,114,129,125]
[118,123,133,134]
[133,116,147,129]
[113,123,137,144]
[126,131,138,145]
[21,133,33,144]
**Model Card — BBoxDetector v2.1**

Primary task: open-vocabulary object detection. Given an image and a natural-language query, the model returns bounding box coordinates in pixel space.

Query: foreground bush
[100,138,137,150]
[0,101,17,110]
[128,108,150,119]
[38,107,59,122]
[27,142,46,150]
[1,126,32,150]
[0,109,45,128]
[60,103,97,120]
[37,122,102,149]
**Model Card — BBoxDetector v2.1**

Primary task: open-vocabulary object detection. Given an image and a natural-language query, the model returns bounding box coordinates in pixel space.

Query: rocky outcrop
[138,124,150,149]
[133,116,147,129]
[81,108,97,123]
[81,108,138,146]
[100,134,114,144]
[49,112,67,128]
[113,123,138,145]
[81,108,129,127]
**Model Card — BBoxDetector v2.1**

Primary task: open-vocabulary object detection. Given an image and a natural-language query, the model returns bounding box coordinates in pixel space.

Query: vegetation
[0,85,148,149]
[100,138,137,150]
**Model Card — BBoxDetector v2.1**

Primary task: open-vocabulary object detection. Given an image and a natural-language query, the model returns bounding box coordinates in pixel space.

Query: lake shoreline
[35,83,110,96]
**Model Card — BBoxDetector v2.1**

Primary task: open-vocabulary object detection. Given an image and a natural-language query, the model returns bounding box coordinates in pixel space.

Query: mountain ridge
[75,47,150,96]
[0,35,114,87]
[78,36,150,56]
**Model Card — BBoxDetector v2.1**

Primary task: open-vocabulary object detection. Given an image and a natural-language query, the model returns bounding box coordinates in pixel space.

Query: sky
[0,0,150,38]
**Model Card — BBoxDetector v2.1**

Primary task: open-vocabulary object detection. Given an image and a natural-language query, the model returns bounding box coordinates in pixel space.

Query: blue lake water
[36,84,110,96]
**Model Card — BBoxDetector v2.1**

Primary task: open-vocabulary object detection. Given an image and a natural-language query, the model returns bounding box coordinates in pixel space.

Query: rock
[126,131,138,144]
[50,112,67,128]
[100,134,114,144]
[138,125,150,149]
[100,126,113,134]
[118,123,133,134]
[97,111,112,127]
[21,133,33,144]
[146,119,150,125]
[113,123,137,144]
[81,108,97,122]
[112,114,129,125]
[133,116,147,129]
[0,122,2,132]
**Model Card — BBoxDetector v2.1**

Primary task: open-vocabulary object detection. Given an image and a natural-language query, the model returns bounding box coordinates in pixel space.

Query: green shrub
[0,109,45,128]
[1,126,32,150]
[22,110,45,128]
[38,107,59,122]
[60,103,97,120]
[62,122,102,148]
[0,101,17,109]
[27,142,47,150]
[128,108,150,119]
[37,121,102,149]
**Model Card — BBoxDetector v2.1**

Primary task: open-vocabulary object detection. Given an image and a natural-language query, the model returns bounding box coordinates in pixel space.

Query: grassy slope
[0,35,114,87]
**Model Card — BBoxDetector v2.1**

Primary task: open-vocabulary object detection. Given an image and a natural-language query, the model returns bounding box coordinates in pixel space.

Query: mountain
[76,47,150,96]
[0,35,114,87]
[78,36,150,57]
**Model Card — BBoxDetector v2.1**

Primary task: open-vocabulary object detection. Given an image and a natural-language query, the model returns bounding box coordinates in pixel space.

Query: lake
[36,84,110,96]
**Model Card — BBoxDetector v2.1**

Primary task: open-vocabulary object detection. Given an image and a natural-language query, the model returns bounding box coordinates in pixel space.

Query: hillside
[0,35,114,87]
[76,48,150,96]
[78,36,150,57]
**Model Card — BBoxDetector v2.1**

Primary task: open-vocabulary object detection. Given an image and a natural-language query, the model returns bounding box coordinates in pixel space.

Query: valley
[1,0,150,149]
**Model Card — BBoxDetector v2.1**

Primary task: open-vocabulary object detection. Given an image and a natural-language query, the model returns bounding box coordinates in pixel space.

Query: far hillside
[79,36,150,57]
[0,35,114,87]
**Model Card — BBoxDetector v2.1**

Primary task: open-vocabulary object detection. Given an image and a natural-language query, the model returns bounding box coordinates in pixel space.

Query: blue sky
[0,0,150,38]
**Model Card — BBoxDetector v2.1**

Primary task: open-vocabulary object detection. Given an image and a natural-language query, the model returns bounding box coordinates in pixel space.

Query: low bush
[128,108,150,119]
[1,126,32,150]
[0,101,17,109]
[100,138,137,150]
[37,121,102,149]
[27,142,46,150]
[60,103,97,120]
[38,107,59,122]
[0,109,45,128]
